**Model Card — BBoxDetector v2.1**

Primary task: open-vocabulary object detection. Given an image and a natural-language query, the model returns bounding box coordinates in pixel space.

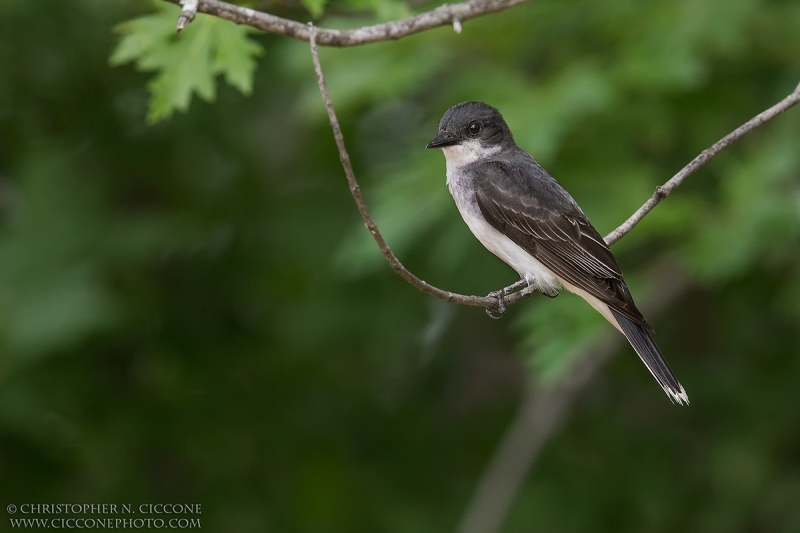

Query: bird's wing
[474,159,651,329]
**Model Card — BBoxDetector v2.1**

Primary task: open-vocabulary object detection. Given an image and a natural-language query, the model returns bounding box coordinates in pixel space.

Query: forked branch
[309,26,800,311]
[605,80,800,245]
[164,0,800,312]
[164,0,532,45]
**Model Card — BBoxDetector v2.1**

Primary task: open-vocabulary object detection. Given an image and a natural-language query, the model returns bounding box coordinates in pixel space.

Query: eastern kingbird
[427,101,688,405]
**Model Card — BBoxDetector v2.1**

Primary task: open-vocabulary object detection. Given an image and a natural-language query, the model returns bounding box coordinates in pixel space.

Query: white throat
[442,140,501,183]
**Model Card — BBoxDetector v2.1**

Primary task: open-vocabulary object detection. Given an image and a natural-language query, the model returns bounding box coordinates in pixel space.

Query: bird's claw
[484,280,559,317]
[485,289,507,319]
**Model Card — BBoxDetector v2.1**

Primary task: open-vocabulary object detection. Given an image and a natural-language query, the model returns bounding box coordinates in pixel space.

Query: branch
[456,259,691,533]
[309,24,525,309]
[605,80,800,245]
[173,0,799,311]
[310,24,800,312]
[176,0,198,32]
[164,0,531,45]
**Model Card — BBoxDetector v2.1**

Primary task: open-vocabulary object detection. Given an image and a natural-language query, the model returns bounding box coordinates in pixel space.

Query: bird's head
[426,101,515,164]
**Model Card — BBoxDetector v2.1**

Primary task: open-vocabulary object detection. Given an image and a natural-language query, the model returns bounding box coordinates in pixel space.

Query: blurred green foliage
[1,0,799,532]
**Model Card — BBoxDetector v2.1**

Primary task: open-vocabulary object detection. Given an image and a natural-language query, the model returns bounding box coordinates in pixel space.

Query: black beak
[426,132,460,149]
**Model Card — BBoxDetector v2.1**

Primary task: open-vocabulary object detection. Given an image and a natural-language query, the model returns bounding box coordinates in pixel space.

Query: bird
[426,101,688,405]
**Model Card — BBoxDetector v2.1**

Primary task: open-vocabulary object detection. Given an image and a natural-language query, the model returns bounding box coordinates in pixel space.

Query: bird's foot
[485,280,527,318]
[485,280,559,317]
[485,288,507,319]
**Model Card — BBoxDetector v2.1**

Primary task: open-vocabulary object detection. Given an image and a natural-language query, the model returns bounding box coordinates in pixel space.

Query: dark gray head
[426,101,515,151]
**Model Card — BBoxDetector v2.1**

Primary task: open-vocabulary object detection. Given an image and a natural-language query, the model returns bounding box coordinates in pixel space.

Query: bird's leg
[485,278,560,318]
[505,279,529,295]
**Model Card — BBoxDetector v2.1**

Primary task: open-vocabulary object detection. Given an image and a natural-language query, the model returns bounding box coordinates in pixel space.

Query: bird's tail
[610,308,689,406]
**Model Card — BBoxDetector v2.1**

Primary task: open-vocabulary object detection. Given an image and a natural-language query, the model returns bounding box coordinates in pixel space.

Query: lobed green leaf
[110,2,263,123]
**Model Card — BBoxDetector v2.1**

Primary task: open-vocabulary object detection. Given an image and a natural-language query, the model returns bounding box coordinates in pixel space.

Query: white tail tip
[664,384,690,406]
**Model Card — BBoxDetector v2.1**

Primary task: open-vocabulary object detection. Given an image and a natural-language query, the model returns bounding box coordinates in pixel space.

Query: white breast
[443,146,561,295]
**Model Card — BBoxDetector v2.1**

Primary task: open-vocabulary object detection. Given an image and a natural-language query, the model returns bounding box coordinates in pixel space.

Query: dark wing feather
[473,158,652,330]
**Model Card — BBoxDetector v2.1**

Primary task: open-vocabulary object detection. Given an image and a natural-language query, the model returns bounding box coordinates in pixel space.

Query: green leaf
[109,8,176,66]
[213,21,263,95]
[110,3,263,123]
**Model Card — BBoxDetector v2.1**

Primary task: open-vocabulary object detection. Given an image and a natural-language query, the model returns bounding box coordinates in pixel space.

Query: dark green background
[1,0,799,531]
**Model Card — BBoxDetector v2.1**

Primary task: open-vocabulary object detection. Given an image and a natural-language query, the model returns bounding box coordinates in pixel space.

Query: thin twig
[310,26,799,311]
[605,80,800,245]
[179,0,800,311]
[456,259,691,533]
[176,0,199,32]
[309,24,530,309]
[165,0,531,46]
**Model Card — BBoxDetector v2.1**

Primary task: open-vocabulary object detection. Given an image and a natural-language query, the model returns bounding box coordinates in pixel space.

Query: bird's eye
[468,122,481,135]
